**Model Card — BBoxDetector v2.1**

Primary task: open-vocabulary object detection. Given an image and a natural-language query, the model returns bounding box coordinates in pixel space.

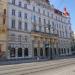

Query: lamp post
[46,25,53,60]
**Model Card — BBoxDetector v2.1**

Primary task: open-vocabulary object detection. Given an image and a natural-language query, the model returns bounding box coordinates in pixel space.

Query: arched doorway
[18,48,22,57]
[40,48,43,57]
[34,48,37,57]
[45,48,49,57]
[54,48,57,56]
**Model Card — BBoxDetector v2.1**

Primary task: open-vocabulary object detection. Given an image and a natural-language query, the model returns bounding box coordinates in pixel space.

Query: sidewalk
[0,55,75,65]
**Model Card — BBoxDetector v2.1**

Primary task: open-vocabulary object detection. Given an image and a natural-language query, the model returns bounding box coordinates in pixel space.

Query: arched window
[18,48,22,57]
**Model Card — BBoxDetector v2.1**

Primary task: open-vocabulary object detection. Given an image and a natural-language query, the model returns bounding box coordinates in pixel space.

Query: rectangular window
[18,21,22,30]
[18,11,22,18]
[33,6,35,12]
[12,9,15,16]
[24,4,27,9]
[24,13,27,19]
[47,12,49,17]
[33,15,36,22]
[24,22,28,31]
[43,10,45,15]
[39,26,42,32]
[12,0,15,5]
[48,20,50,25]
[18,1,22,7]
[11,19,15,28]
[39,17,41,24]
[44,19,46,24]
[44,27,46,33]
[38,8,40,13]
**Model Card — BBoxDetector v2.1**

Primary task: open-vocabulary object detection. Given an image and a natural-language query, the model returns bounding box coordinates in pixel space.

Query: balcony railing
[31,30,58,37]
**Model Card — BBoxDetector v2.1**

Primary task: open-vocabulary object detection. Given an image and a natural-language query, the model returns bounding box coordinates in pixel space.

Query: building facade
[0,0,72,59]
[71,32,75,55]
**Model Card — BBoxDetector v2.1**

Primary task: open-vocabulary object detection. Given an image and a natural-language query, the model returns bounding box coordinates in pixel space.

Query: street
[0,58,75,75]
[28,61,75,75]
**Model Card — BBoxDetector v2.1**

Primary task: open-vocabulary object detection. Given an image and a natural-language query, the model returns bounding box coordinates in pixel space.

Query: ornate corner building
[0,0,72,59]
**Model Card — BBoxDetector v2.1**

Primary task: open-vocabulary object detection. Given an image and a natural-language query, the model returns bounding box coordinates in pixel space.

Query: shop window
[10,48,15,57]
[24,48,28,56]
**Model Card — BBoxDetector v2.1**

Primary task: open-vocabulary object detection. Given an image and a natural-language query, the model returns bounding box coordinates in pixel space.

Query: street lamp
[46,25,53,60]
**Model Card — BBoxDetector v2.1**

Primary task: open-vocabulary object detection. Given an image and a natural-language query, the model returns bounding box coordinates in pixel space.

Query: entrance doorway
[40,48,43,57]
[45,48,49,57]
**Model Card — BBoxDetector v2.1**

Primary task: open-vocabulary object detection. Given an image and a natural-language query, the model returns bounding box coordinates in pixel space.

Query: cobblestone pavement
[0,58,75,75]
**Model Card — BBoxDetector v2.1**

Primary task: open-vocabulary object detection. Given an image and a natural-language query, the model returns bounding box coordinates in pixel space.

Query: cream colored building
[0,0,72,59]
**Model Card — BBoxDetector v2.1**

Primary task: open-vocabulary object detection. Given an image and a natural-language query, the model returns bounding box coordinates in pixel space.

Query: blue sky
[49,0,75,31]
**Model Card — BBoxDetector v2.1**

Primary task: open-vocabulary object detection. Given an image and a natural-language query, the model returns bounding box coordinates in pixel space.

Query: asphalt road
[0,58,75,75]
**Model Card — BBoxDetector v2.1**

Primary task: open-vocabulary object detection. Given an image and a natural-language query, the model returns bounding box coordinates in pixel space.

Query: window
[33,6,35,12]
[24,13,27,19]
[39,17,41,24]
[44,19,46,24]
[12,0,15,5]
[4,9,6,15]
[39,26,42,32]
[48,20,50,25]
[43,10,45,15]
[11,19,15,28]
[18,48,22,57]
[33,15,36,22]
[47,12,49,17]
[18,21,22,30]
[44,27,46,33]
[12,9,15,16]
[10,48,15,57]
[24,48,28,56]
[24,22,28,31]
[38,8,40,13]
[18,11,22,18]
[24,4,27,9]
[31,15,36,22]
[18,1,22,7]
[51,14,53,18]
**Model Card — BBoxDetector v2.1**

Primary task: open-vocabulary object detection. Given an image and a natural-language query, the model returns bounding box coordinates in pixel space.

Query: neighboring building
[0,0,72,59]
[71,32,75,55]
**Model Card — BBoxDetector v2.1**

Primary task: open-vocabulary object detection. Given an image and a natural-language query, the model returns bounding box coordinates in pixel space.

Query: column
[22,48,24,58]
[43,47,45,58]
[48,39,50,59]
[15,48,18,59]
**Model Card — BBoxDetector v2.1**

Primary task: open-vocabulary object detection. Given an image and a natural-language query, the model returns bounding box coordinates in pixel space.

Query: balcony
[31,30,58,37]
